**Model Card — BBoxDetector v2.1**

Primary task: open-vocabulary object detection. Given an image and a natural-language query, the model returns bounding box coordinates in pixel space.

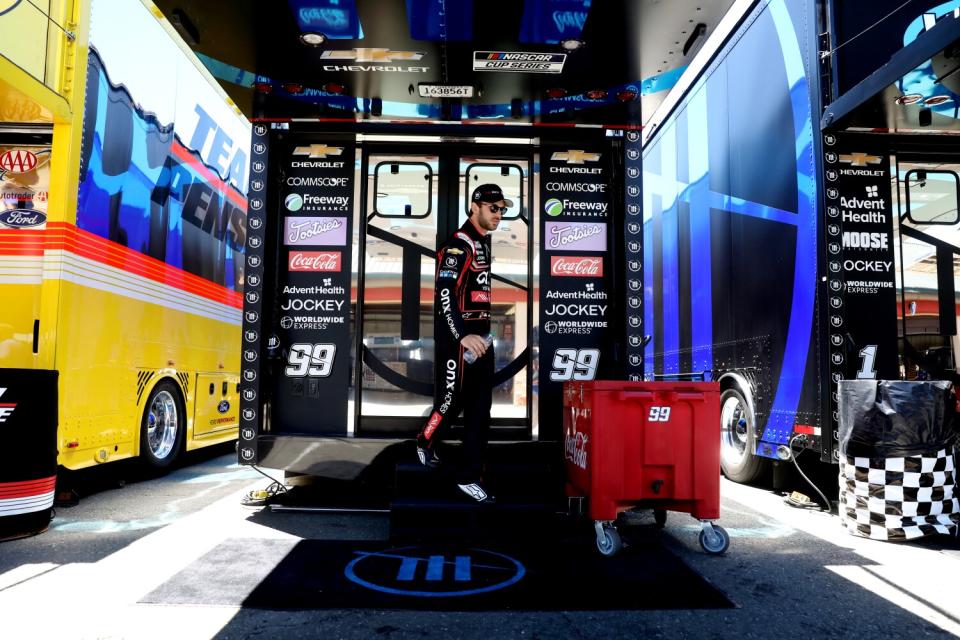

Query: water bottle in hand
[464,334,495,364]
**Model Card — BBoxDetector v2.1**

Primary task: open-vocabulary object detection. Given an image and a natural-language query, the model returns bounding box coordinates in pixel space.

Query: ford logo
[0,209,47,228]
[217,400,230,414]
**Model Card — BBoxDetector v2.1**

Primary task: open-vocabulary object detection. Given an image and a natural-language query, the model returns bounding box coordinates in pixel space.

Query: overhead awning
[821,10,960,133]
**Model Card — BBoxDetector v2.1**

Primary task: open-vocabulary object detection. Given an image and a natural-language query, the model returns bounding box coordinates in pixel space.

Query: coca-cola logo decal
[550,256,603,277]
[289,251,342,272]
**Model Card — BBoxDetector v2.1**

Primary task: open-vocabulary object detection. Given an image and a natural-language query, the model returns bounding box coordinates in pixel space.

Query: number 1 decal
[857,345,877,379]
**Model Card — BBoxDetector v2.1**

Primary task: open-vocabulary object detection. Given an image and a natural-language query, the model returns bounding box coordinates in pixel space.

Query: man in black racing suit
[415,184,510,504]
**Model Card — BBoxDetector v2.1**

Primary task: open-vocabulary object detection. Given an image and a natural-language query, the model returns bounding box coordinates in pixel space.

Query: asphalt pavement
[1,447,959,639]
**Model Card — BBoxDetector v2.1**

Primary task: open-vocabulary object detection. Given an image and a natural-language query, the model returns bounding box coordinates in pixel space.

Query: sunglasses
[482,203,509,214]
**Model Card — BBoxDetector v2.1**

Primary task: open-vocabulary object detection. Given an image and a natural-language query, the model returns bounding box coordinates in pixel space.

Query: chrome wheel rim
[720,394,749,468]
[147,390,178,460]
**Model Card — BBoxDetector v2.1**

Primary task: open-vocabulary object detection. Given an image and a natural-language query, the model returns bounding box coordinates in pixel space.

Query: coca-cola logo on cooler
[550,256,603,277]
[288,251,342,272]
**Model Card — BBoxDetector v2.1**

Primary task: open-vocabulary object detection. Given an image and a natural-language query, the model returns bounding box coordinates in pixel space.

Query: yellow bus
[0,0,249,473]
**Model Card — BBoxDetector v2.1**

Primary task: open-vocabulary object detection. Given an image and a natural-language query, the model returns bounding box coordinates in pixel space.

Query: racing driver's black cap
[471,183,514,208]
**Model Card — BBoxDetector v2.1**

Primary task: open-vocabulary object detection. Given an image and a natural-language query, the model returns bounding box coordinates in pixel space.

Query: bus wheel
[719,387,766,483]
[141,380,184,470]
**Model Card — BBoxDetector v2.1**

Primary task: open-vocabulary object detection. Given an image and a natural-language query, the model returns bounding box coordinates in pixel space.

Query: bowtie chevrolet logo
[319,48,426,63]
[293,145,344,158]
[552,150,601,164]
[839,152,882,167]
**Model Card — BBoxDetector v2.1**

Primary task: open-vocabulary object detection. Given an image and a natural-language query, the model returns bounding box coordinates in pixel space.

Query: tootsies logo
[551,256,602,277]
[284,216,347,246]
[288,251,342,272]
[544,222,607,252]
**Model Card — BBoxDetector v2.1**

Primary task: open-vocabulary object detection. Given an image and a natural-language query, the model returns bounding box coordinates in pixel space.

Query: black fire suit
[418,220,493,484]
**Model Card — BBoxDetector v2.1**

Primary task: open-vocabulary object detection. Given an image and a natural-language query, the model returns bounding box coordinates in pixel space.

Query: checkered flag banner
[839,448,960,541]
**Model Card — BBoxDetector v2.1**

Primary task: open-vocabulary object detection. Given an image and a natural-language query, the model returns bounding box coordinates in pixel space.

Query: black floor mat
[143,532,734,611]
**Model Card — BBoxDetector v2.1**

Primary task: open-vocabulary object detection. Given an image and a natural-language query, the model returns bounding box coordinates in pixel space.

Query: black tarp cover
[838,380,958,458]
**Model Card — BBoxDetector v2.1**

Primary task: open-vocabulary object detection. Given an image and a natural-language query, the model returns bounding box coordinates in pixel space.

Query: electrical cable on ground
[785,434,832,512]
[242,466,288,506]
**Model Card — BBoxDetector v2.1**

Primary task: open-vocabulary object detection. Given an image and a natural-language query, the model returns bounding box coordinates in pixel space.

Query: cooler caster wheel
[654,509,667,529]
[698,523,729,555]
[594,522,622,557]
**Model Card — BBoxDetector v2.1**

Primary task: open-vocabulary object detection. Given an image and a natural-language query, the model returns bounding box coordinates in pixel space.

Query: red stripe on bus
[170,143,248,211]
[0,476,56,498]
[0,223,243,309]
[794,424,816,435]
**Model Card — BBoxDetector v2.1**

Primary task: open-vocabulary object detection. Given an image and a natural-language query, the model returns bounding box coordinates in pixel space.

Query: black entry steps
[390,442,568,540]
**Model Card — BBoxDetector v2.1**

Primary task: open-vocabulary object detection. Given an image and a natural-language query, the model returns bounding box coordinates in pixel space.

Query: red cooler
[563,380,729,555]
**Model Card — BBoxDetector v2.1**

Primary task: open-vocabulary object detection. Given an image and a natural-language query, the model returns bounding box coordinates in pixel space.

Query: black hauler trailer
[639,0,960,483]
[228,0,960,494]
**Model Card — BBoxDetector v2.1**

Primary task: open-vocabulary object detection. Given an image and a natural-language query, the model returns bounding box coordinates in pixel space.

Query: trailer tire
[140,380,184,471]
[719,387,767,483]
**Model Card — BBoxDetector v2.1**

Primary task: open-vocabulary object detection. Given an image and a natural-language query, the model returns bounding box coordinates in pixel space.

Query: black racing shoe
[457,482,497,505]
[416,441,441,469]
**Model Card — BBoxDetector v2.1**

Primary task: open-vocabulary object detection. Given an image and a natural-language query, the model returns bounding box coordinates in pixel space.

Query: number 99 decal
[550,348,600,382]
[285,343,336,377]
[648,406,671,422]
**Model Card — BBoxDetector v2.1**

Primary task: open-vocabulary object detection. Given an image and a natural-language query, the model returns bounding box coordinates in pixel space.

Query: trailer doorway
[354,142,534,440]
[893,156,960,386]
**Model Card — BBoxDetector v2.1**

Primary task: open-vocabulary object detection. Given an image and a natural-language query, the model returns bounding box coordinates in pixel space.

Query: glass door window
[355,147,533,436]
[359,156,438,417]
[893,159,960,382]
